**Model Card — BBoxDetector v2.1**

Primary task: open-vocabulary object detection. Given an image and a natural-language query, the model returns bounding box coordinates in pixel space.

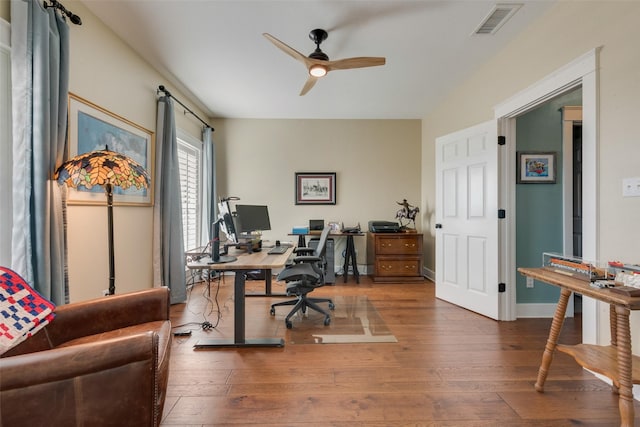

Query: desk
[187,247,294,348]
[291,231,364,283]
[518,267,640,427]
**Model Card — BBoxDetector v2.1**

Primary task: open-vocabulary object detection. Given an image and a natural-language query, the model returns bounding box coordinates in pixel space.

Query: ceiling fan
[263,29,386,96]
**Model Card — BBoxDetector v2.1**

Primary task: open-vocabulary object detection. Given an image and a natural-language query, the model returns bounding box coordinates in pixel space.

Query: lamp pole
[106,183,115,295]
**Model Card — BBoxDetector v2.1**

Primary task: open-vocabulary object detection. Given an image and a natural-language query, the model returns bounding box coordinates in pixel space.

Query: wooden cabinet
[367,232,424,282]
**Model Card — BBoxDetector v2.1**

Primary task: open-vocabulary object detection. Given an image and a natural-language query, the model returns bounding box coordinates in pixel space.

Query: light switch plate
[623,177,640,197]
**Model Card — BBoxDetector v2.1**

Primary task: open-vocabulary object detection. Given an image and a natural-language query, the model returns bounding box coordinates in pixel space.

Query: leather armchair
[0,287,172,427]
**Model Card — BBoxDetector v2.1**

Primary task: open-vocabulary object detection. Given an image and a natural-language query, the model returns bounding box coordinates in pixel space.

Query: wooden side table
[518,267,640,427]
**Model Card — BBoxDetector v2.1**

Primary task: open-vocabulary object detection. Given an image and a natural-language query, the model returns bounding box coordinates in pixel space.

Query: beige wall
[421,2,640,344]
[56,2,207,301]
[213,118,421,270]
[1,2,8,21]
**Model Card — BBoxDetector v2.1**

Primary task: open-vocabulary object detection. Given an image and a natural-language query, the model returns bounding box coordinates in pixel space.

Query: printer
[368,220,401,233]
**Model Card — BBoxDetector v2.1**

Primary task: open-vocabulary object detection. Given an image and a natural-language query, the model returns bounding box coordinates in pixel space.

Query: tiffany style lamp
[55,148,150,295]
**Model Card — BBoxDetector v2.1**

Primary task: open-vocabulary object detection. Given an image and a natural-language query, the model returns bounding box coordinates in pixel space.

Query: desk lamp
[55,148,150,295]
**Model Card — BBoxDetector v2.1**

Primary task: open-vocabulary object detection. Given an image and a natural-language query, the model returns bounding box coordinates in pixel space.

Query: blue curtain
[201,126,216,243]
[153,95,186,303]
[10,0,69,304]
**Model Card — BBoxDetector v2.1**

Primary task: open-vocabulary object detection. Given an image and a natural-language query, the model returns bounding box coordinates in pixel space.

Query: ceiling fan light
[309,64,327,77]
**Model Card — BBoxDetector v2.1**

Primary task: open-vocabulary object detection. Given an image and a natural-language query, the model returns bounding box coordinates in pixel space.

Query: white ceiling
[81,0,555,120]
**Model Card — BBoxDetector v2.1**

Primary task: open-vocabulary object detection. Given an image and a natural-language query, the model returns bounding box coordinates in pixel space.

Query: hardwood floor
[162,274,635,426]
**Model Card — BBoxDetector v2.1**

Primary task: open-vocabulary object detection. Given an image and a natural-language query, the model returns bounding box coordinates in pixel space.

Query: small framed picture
[517,152,556,184]
[295,172,336,205]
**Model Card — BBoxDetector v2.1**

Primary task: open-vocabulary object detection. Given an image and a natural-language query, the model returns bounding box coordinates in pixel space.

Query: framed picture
[295,172,336,205]
[67,93,154,205]
[517,152,556,184]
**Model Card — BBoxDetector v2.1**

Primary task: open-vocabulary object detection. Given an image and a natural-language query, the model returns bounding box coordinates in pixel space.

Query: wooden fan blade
[326,57,386,71]
[299,76,319,96]
[263,33,312,67]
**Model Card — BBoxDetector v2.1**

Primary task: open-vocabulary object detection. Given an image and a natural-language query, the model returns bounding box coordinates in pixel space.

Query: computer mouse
[276,240,281,246]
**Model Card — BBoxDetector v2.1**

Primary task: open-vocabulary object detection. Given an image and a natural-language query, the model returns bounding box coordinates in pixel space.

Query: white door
[435,120,500,319]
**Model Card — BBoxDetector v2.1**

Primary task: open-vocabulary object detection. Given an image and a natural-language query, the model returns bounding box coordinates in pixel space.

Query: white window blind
[177,134,203,251]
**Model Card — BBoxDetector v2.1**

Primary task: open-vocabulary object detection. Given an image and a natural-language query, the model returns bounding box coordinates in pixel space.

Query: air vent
[474,3,522,35]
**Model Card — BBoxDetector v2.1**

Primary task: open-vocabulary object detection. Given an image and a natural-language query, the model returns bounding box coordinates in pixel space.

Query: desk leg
[610,305,620,395]
[343,235,360,283]
[234,272,246,343]
[615,305,634,427]
[265,268,272,294]
[349,236,360,283]
[535,288,571,393]
[194,271,284,349]
[245,269,287,298]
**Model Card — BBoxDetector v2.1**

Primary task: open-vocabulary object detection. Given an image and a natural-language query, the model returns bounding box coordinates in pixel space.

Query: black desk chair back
[270,226,335,328]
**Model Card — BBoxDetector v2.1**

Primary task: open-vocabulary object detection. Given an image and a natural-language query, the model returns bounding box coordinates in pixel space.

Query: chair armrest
[45,287,170,346]
[294,247,314,255]
[294,255,322,264]
[0,332,157,390]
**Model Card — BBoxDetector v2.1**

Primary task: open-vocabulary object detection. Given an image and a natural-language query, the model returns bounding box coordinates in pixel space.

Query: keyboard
[268,246,288,255]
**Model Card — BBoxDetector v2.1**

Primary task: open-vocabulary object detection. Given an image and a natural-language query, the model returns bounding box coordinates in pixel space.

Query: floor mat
[281,295,398,344]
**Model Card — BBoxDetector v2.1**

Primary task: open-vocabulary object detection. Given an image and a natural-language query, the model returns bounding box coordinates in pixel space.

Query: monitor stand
[211,220,238,263]
[209,255,236,264]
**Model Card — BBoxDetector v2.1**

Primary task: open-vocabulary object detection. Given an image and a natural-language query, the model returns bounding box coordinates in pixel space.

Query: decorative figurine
[395,199,419,230]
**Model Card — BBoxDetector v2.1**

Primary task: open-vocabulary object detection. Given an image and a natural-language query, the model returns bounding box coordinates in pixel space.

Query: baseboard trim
[516,300,575,318]
[423,267,435,282]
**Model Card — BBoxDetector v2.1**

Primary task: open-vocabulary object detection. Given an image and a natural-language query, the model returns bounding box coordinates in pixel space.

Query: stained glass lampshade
[54,149,149,192]
[54,149,150,295]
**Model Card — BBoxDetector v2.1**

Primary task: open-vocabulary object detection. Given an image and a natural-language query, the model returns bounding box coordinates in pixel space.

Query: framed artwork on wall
[295,172,336,205]
[517,152,556,184]
[67,93,154,205]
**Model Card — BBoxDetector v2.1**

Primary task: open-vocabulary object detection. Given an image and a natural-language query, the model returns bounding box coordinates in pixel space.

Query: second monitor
[235,204,271,236]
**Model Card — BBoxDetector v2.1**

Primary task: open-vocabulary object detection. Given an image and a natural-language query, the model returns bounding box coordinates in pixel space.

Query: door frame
[562,106,583,257]
[494,48,599,335]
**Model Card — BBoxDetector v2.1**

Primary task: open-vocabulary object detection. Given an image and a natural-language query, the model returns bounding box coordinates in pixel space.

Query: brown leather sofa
[0,287,172,427]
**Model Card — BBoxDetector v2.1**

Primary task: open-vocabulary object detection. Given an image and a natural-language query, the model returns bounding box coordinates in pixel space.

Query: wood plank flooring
[162,274,637,426]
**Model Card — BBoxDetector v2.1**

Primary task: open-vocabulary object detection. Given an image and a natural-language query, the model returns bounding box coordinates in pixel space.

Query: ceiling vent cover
[474,3,522,35]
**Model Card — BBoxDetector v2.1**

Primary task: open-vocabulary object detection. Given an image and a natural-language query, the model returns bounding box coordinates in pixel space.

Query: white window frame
[177,129,204,252]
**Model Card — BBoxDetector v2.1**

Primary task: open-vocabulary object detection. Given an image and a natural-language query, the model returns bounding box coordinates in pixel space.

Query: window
[177,131,203,251]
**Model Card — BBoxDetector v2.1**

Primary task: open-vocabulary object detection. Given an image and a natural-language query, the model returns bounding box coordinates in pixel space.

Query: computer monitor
[235,204,271,235]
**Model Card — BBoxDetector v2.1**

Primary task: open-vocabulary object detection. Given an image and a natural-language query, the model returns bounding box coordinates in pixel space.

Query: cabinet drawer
[375,258,421,276]
[376,236,421,255]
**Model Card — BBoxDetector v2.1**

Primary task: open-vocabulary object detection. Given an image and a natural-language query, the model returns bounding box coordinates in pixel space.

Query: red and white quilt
[0,267,55,355]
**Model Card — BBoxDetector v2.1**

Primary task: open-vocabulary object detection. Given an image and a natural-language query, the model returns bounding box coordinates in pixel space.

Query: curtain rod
[44,0,82,25]
[157,85,214,131]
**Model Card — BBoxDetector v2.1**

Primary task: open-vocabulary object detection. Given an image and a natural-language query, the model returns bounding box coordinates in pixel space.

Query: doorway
[513,89,582,318]
[563,106,584,313]
[496,49,598,341]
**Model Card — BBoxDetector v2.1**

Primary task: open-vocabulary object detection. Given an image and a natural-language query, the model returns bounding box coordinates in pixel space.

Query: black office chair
[270,226,335,329]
